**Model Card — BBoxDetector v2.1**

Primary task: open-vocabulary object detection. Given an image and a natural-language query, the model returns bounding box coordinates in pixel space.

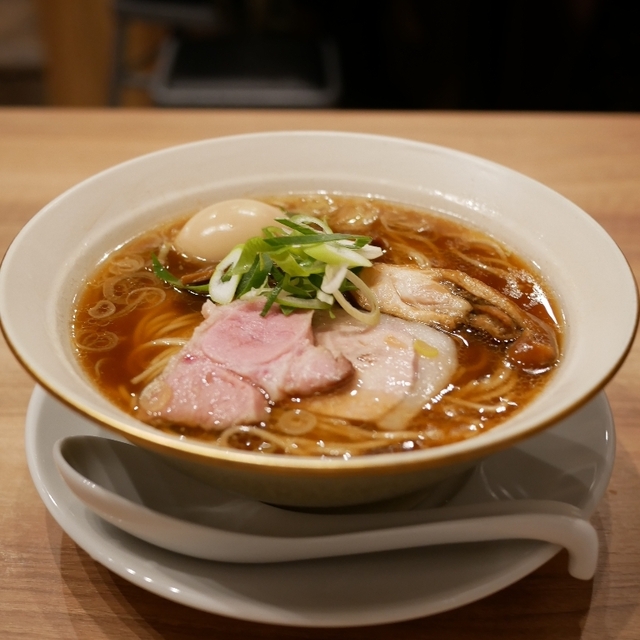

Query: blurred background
[0,0,637,110]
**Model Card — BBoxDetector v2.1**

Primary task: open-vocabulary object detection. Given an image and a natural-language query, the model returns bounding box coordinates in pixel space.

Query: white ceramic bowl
[1,131,637,507]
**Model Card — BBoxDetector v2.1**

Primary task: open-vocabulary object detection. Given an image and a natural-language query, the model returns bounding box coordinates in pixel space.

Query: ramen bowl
[1,131,637,507]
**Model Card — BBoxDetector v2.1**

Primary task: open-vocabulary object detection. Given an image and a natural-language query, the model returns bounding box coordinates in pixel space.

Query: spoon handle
[262,509,597,579]
[155,499,597,579]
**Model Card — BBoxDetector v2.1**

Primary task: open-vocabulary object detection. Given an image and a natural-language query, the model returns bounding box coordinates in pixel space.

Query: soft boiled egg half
[174,199,282,262]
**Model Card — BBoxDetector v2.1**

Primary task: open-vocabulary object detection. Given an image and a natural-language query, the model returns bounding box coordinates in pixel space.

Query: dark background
[0,0,638,110]
[324,0,639,111]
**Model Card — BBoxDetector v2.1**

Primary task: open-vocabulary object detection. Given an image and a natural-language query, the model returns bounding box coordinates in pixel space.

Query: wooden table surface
[1,109,639,639]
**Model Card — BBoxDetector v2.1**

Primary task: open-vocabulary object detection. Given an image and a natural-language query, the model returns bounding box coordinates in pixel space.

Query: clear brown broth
[71,195,562,457]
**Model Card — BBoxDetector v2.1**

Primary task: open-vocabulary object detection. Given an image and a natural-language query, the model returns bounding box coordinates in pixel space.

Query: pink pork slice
[197,299,353,401]
[139,343,269,430]
[139,299,353,431]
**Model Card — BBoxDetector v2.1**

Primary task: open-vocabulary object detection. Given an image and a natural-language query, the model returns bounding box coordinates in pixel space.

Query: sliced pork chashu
[302,310,458,430]
[357,263,559,372]
[139,299,353,430]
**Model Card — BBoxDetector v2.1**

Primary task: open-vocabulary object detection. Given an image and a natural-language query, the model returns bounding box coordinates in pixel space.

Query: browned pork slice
[301,310,458,430]
[357,264,559,372]
[139,299,353,430]
[357,263,472,329]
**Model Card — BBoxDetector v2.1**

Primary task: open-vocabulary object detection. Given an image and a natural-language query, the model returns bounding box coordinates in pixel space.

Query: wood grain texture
[1,109,639,639]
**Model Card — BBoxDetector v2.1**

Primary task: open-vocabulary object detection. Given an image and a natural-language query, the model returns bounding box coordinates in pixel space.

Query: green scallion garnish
[154,213,383,325]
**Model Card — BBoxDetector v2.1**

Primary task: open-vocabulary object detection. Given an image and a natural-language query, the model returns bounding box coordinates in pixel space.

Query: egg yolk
[174,199,282,262]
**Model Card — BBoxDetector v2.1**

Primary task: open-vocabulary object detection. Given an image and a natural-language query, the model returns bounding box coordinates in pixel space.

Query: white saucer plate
[25,385,614,628]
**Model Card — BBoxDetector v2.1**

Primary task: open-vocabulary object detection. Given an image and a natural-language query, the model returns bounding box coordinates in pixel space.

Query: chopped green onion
[151,254,209,293]
[321,264,348,294]
[333,270,380,326]
[276,215,333,235]
[262,233,371,248]
[305,242,373,267]
[316,290,334,305]
[157,213,384,325]
[260,279,285,317]
[226,236,273,276]
[235,255,271,298]
[209,246,243,304]
[275,293,332,310]
[151,254,182,287]
[270,250,323,277]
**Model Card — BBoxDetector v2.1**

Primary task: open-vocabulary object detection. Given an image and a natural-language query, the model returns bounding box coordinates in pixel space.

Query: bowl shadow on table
[44,440,640,639]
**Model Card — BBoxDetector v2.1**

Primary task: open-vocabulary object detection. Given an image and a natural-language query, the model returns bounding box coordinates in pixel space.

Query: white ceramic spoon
[53,435,599,579]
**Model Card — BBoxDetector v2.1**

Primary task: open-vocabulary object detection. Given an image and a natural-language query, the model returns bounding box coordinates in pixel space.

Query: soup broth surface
[72,195,562,458]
